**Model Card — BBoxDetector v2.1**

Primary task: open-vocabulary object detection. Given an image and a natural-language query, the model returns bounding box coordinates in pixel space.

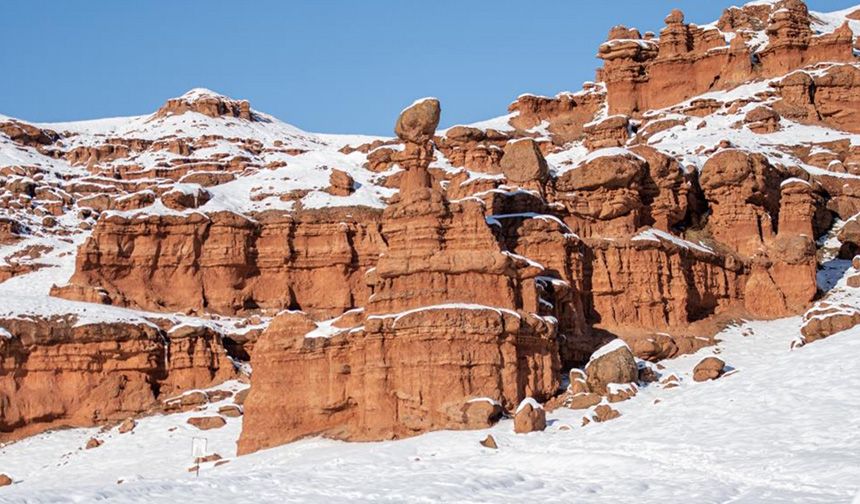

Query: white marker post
[191,437,208,477]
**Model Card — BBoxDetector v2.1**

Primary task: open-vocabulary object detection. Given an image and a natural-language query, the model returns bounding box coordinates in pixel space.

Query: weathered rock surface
[513,399,547,434]
[584,340,638,395]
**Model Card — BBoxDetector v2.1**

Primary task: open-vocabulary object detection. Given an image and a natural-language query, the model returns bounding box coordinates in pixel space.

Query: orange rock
[118,418,137,434]
[513,399,547,434]
[218,405,243,418]
[395,98,440,144]
[500,138,549,185]
[85,437,103,449]
[568,393,602,410]
[693,357,726,382]
[584,340,638,395]
[187,416,226,430]
[801,305,860,342]
[593,404,621,423]
[0,474,11,487]
[480,435,498,449]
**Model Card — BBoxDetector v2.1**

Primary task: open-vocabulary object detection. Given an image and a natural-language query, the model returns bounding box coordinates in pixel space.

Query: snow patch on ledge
[632,228,715,255]
[0,326,12,339]
[367,303,521,328]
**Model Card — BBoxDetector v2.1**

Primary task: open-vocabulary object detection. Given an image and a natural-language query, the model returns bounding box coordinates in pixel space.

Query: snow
[367,303,522,327]
[587,338,631,364]
[632,228,715,255]
[515,397,543,414]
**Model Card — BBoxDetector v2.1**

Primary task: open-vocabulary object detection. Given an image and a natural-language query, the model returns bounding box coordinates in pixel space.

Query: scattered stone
[85,437,103,449]
[218,405,243,418]
[207,390,233,402]
[479,435,498,449]
[801,304,860,342]
[118,418,136,434]
[197,453,222,464]
[180,391,209,407]
[0,474,11,487]
[693,357,726,382]
[593,404,621,423]
[187,416,227,430]
[461,399,503,429]
[568,393,602,410]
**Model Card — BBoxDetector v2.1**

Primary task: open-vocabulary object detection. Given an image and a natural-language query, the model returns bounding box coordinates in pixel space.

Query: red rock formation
[773,65,860,133]
[60,208,384,317]
[0,317,234,441]
[598,2,854,116]
[154,88,253,121]
[507,85,606,145]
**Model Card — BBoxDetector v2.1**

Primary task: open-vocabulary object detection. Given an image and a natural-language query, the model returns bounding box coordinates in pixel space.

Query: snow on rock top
[587,339,631,364]
[515,397,543,413]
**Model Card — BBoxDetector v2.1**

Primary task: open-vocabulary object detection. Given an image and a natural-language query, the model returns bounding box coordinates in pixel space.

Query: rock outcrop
[0,317,234,441]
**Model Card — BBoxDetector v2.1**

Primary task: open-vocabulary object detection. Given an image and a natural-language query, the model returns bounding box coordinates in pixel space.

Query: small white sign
[191,437,207,459]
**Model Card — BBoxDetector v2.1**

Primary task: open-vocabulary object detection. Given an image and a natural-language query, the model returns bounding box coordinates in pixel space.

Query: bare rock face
[513,399,547,433]
[774,65,860,133]
[583,115,630,150]
[693,357,726,382]
[60,208,385,317]
[238,305,559,454]
[584,340,638,395]
[500,139,549,185]
[395,98,441,144]
[0,317,233,441]
[507,86,606,145]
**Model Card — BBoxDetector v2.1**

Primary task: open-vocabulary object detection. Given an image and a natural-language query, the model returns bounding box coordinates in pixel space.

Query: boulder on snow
[500,138,549,184]
[585,339,638,395]
[479,434,498,449]
[118,418,136,434]
[161,184,211,210]
[513,398,546,433]
[568,392,602,410]
[693,357,726,382]
[187,415,227,430]
[801,304,860,342]
[395,98,440,144]
[85,437,103,449]
[568,369,589,394]
[0,474,11,487]
[327,169,355,197]
[233,388,250,405]
[593,404,621,423]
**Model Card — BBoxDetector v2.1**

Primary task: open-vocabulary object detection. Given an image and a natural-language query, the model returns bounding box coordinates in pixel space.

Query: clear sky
[1,0,857,135]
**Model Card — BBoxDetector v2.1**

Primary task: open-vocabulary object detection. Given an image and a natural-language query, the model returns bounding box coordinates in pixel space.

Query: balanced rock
[585,340,638,395]
[500,138,549,184]
[693,357,726,382]
[395,98,441,143]
[513,398,547,434]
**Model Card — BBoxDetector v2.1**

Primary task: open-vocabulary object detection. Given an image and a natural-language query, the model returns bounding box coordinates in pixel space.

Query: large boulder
[692,357,726,382]
[500,138,549,184]
[513,398,547,433]
[801,304,860,343]
[395,98,441,143]
[584,340,638,395]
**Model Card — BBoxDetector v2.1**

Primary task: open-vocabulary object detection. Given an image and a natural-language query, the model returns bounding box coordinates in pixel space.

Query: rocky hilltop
[2,0,860,458]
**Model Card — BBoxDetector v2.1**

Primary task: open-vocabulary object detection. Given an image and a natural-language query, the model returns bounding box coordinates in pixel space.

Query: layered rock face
[62,208,384,317]
[0,317,234,441]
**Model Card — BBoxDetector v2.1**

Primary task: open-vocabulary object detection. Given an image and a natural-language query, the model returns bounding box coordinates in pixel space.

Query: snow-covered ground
[3,274,859,503]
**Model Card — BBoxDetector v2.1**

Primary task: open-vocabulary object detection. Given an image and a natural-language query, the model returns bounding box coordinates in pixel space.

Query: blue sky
[1,0,857,134]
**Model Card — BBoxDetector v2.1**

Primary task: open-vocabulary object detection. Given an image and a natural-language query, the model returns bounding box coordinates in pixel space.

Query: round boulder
[395,98,441,144]
[585,339,638,395]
